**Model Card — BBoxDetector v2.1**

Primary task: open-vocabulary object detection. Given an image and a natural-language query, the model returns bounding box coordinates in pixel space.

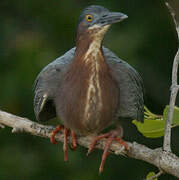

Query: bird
[33,5,144,173]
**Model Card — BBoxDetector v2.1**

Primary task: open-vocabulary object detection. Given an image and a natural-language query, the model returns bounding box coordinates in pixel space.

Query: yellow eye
[86,14,93,22]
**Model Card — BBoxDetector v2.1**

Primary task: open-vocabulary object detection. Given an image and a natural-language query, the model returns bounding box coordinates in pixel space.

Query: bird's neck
[74,35,106,66]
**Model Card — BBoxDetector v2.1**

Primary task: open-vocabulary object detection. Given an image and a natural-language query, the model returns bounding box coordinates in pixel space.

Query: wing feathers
[33,47,144,122]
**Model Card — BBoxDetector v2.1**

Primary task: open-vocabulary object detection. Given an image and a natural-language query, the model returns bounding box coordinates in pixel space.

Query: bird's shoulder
[103,47,144,122]
[33,47,76,121]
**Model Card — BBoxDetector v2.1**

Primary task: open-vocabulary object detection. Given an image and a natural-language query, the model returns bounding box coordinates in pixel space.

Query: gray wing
[103,47,144,122]
[33,47,76,121]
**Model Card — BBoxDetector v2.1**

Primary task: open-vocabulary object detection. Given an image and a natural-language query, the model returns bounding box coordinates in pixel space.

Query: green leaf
[132,105,179,138]
[132,118,165,138]
[146,172,158,180]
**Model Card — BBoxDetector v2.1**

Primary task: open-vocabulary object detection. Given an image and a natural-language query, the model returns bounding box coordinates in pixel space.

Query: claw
[87,133,109,156]
[99,136,113,173]
[50,125,63,144]
[115,137,129,150]
[70,130,77,150]
[50,125,78,162]
[87,129,129,173]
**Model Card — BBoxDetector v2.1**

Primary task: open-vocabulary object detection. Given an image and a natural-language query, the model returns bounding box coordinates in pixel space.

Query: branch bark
[0,109,179,178]
[163,1,179,152]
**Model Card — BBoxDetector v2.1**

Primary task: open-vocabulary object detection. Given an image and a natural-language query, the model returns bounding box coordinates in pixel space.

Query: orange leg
[99,136,113,173]
[70,130,77,150]
[87,133,110,155]
[115,137,129,151]
[50,125,78,162]
[63,128,69,161]
[87,130,129,173]
[50,125,64,144]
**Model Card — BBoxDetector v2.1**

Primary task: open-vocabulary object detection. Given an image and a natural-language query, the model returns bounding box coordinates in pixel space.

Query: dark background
[0,0,178,179]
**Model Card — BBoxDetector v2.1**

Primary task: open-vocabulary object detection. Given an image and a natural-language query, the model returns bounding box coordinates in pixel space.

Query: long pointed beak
[98,12,128,26]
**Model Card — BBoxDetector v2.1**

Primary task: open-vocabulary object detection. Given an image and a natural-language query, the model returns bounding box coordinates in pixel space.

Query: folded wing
[103,47,144,122]
[33,48,75,121]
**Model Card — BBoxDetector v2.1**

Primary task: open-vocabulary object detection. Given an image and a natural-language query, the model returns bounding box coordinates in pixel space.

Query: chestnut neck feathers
[75,25,109,60]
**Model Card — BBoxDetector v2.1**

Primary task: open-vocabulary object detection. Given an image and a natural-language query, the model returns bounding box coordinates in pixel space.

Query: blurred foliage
[133,106,179,138]
[146,172,158,180]
[0,0,179,180]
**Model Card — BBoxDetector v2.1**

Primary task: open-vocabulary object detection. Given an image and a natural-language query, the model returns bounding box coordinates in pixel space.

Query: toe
[99,137,113,173]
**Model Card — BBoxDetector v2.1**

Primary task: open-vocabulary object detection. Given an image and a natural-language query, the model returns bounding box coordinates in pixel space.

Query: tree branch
[0,109,179,178]
[163,1,179,152]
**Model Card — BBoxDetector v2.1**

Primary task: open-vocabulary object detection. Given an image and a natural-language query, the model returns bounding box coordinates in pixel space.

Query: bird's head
[76,5,128,43]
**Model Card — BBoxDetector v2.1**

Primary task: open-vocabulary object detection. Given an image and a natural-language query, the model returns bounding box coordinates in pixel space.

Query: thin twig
[145,170,163,180]
[163,2,179,152]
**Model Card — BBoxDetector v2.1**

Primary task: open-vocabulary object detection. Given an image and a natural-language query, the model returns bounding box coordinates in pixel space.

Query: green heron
[34,5,144,173]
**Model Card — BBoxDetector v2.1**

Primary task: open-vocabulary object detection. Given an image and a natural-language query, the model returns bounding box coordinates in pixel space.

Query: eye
[86,14,93,22]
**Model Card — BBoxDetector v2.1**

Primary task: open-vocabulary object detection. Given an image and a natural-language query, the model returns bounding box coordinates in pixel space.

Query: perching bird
[33,5,144,173]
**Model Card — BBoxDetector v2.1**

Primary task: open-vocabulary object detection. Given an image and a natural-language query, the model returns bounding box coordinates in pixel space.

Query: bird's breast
[56,49,119,135]
[83,53,104,132]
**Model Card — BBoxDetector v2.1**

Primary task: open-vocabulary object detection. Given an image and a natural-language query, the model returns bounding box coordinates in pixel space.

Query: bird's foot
[87,130,129,173]
[51,125,63,144]
[50,125,77,161]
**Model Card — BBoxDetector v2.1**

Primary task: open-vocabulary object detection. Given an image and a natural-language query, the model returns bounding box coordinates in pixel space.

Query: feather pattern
[34,47,144,124]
